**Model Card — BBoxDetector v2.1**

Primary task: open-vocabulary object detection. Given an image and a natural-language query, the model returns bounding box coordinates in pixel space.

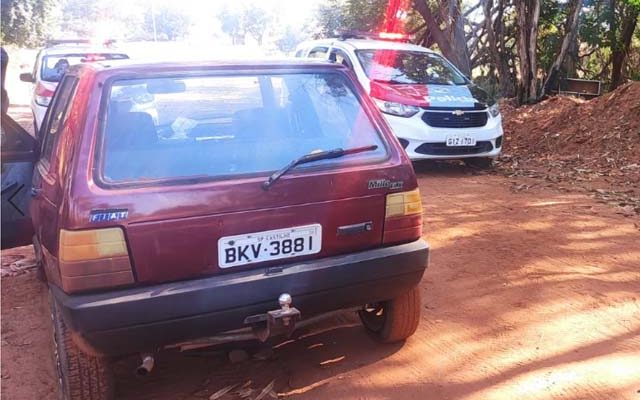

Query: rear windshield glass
[100,73,387,184]
[41,53,128,82]
[356,50,467,85]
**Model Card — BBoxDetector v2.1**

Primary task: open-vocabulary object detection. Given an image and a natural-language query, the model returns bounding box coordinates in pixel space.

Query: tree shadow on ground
[113,160,639,399]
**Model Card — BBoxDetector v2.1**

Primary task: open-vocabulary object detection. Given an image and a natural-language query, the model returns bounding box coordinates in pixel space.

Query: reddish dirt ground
[498,83,640,216]
[2,162,639,400]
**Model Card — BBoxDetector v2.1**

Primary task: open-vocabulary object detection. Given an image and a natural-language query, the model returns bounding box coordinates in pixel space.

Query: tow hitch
[167,294,361,352]
[245,293,301,342]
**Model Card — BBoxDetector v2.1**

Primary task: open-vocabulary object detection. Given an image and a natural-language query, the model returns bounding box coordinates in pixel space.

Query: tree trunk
[413,0,472,76]
[451,6,472,75]
[482,0,515,97]
[611,4,639,89]
[527,0,541,100]
[541,0,584,97]
[516,0,541,104]
[563,34,579,78]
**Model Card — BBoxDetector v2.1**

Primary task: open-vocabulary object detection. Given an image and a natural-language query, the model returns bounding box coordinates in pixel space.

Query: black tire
[359,286,421,343]
[464,157,494,169]
[50,292,114,400]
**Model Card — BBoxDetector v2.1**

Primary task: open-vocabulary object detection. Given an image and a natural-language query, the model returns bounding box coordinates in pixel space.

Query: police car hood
[370,81,492,109]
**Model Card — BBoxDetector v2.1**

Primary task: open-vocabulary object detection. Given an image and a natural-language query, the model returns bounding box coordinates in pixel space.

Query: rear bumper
[52,239,429,356]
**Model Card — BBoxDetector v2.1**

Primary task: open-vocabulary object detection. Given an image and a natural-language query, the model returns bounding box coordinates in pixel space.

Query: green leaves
[1,0,54,47]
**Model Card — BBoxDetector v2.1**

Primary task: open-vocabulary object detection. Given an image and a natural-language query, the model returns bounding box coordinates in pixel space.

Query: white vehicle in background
[20,39,129,133]
[295,32,503,167]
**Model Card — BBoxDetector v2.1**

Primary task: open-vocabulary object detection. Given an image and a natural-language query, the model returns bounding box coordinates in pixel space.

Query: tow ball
[248,293,301,342]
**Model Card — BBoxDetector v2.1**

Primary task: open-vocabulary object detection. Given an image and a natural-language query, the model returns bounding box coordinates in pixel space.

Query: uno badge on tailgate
[218,224,322,268]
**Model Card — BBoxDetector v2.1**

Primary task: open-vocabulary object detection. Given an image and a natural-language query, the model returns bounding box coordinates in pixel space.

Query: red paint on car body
[31,61,417,288]
[369,80,430,107]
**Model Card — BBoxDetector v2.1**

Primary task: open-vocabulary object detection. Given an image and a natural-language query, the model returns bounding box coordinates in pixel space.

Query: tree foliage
[217,3,272,45]
[143,4,191,41]
[314,0,345,38]
[1,0,55,46]
[315,0,640,103]
[275,25,304,53]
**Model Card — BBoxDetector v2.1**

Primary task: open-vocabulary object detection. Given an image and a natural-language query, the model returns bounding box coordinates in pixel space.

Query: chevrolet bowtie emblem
[452,109,465,116]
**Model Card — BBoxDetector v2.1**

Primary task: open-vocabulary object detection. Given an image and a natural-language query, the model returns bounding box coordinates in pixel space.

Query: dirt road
[2,161,638,400]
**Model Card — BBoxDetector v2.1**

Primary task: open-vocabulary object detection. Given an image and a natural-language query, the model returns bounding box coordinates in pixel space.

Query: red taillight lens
[58,228,134,293]
[34,83,55,106]
[383,188,423,245]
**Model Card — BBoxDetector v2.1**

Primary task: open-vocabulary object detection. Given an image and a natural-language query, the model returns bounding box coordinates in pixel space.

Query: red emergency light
[377,32,412,41]
[336,30,413,42]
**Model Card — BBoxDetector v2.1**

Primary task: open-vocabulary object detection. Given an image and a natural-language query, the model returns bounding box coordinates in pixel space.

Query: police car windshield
[356,50,467,85]
[41,53,128,82]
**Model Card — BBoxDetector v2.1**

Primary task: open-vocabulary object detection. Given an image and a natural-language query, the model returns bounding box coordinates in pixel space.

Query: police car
[295,32,503,167]
[19,39,129,132]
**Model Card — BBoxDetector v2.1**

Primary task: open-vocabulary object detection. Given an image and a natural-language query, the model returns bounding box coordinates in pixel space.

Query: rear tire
[464,157,494,169]
[50,292,114,400]
[359,286,421,343]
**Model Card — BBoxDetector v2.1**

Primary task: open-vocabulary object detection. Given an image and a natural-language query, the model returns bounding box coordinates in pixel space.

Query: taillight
[34,83,54,106]
[58,228,134,293]
[383,188,423,245]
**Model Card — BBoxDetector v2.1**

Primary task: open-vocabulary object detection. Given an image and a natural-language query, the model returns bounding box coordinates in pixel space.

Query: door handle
[337,221,373,236]
[30,187,43,197]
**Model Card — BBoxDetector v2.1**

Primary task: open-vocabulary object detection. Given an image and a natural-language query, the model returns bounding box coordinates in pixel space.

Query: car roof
[300,38,435,53]
[40,45,127,57]
[69,58,345,77]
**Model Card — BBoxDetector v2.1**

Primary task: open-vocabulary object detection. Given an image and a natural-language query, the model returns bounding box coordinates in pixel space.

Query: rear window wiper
[262,145,379,190]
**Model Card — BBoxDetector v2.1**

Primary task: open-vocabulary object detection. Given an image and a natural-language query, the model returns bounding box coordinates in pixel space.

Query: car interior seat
[103,106,159,181]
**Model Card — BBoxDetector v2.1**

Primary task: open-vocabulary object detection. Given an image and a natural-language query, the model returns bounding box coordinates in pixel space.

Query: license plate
[218,224,322,268]
[446,136,476,146]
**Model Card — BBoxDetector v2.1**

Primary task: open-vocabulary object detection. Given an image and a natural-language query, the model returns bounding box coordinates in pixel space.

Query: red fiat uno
[1,59,429,399]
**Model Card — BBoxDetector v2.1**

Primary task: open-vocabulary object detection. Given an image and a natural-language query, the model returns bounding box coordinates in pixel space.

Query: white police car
[296,32,503,167]
[19,39,129,133]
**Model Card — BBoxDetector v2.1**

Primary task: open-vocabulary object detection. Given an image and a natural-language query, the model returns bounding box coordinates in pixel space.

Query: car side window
[40,76,77,166]
[308,47,328,59]
[329,49,354,69]
[1,114,37,155]
[32,52,40,79]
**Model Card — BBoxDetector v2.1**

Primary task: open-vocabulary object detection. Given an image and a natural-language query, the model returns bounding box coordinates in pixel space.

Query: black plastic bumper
[52,239,429,356]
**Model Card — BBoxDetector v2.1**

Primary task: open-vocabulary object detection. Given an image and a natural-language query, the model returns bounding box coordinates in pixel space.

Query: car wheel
[50,291,114,400]
[359,285,421,343]
[464,157,494,169]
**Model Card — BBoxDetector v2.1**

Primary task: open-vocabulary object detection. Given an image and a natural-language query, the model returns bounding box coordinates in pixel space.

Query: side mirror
[20,73,34,83]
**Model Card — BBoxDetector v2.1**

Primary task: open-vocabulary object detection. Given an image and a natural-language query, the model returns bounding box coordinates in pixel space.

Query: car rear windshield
[99,72,387,184]
[356,50,467,85]
[41,53,128,82]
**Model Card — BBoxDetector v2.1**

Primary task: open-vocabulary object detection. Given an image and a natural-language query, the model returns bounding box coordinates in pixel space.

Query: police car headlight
[488,103,500,118]
[373,98,419,118]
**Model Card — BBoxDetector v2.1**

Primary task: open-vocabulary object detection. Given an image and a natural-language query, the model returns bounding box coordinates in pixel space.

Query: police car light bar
[336,30,413,42]
[46,39,91,47]
[45,38,117,48]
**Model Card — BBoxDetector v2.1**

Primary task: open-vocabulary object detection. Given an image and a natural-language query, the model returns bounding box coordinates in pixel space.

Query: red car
[1,59,429,400]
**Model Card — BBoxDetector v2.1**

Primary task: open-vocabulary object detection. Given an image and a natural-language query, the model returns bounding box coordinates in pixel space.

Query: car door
[1,113,37,249]
[30,75,79,262]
